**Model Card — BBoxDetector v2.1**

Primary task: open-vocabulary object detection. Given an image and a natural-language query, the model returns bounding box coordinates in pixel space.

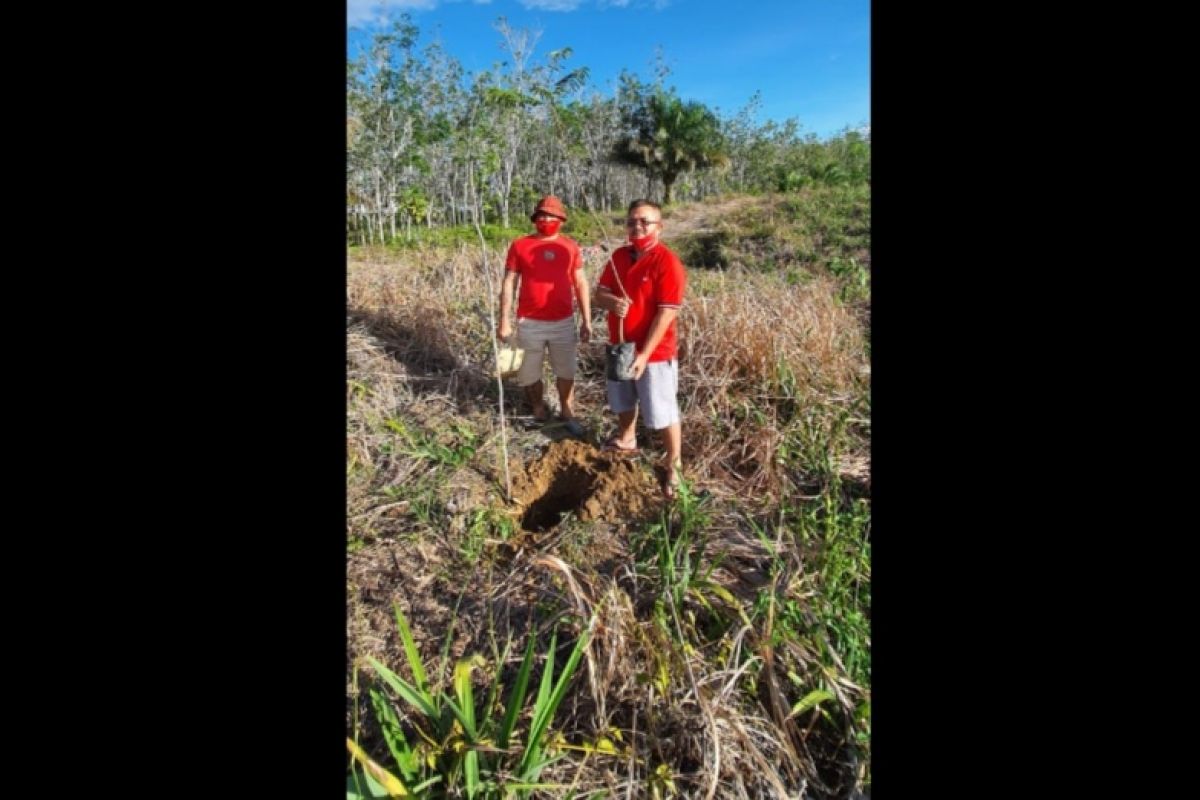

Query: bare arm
[498,270,518,340]
[572,268,592,343]
[630,306,679,379]
[594,286,631,317]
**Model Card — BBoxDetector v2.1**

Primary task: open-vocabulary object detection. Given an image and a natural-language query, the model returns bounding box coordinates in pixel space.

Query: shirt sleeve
[505,239,522,273]
[655,250,685,309]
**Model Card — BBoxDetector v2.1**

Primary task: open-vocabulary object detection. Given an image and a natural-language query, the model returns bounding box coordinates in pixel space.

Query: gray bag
[604,255,637,381]
[606,338,636,381]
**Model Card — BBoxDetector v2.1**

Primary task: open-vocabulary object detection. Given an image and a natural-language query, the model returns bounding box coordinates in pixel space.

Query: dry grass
[679,269,867,500]
[347,193,870,798]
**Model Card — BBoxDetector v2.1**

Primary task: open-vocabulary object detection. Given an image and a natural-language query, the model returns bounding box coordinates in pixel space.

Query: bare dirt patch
[662,194,763,239]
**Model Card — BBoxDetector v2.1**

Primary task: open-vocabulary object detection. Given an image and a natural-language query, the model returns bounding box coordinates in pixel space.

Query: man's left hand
[579,320,592,344]
[631,354,649,380]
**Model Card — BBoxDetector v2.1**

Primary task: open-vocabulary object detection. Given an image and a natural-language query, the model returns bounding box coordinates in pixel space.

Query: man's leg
[612,408,638,447]
[545,318,579,422]
[524,380,548,420]
[604,379,639,449]
[640,361,682,497]
[556,378,576,419]
[661,422,682,473]
[515,320,549,421]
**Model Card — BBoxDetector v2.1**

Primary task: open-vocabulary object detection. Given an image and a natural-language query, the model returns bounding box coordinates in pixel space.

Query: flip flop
[560,418,585,438]
[602,436,638,453]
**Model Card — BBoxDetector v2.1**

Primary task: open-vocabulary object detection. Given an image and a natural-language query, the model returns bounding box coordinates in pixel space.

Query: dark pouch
[606,341,636,381]
[605,268,637,381]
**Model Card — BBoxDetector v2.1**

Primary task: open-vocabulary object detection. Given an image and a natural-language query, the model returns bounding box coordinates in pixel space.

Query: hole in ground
[520,463,596,532]
[511,439,660,533]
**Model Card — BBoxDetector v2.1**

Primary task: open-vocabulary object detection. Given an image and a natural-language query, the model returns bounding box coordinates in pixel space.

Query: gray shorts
[606,359,680,430]
[515,316,577,385]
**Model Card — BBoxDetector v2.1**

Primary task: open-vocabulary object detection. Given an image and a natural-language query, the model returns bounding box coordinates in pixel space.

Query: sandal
[602,436,638,453]
[559,418,585,438]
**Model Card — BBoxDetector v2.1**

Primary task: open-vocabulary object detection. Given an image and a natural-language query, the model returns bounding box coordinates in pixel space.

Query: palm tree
[611,89,728,204]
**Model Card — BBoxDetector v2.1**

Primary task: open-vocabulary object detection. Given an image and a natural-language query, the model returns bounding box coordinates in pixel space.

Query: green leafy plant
[385,418,478,468]
[352,603,598,798]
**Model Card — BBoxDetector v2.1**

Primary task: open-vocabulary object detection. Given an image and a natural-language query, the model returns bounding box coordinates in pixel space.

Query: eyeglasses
[625,217,660,228]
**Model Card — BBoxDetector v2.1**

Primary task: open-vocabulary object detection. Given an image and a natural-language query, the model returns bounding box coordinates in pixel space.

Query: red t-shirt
[598,243,686,362]
[505,234,583,321]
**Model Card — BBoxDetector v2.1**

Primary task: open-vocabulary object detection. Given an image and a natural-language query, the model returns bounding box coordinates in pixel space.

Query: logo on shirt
[543,251,556,261]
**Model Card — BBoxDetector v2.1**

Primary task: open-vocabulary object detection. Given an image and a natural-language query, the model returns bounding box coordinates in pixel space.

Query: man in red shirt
[497,195,592,437]
[594,199,686,499]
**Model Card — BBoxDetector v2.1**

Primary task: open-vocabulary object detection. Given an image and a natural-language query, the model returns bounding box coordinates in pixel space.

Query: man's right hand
[612,297,631,318]
[498,319,513,341]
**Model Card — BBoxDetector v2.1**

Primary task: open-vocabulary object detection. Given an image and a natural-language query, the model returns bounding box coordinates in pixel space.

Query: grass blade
[788,688,836,719]
[347,764,390,800]
[535,629,557,722]
[452,655,486,800]
[518,629,558,781]
[520,617,596,780]
[482,638,513,738]
[464,750,480,800]
[437,592,465,691]
[347,737,411,797]
[453,655,482,738]
[368,655,439,721]
[368,686,421,783]
[498,634,537,749]
[393,603,429,695]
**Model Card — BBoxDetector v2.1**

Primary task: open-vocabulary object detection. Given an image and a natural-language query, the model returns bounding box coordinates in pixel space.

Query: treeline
[347,15,870,245]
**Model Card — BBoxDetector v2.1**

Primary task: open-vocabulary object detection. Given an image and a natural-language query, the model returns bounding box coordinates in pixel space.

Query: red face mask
[535,218,562,236]
[630,232,657,250]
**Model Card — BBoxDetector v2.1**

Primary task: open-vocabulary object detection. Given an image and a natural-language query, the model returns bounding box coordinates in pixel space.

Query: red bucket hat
[531,195,567,221]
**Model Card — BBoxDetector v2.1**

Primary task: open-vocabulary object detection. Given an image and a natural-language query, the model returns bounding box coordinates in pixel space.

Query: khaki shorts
[515,316,578,385]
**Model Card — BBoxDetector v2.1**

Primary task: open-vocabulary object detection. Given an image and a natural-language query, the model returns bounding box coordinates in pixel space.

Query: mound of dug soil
[509,438,660,532]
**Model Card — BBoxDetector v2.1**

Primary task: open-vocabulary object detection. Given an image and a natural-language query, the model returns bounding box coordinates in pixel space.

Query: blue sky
[347,0,870,141]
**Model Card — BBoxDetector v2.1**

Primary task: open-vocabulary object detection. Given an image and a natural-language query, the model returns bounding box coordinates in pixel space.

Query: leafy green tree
[611,75,729,204]
[347,15,463,242]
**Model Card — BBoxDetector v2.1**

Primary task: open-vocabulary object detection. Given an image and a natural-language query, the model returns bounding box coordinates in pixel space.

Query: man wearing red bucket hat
[497,195,592,437]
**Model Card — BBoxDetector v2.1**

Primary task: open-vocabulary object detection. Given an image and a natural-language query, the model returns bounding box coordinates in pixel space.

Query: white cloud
[348,0,667,27]
[518,0,583,10]
[531,0,671,9]
[348,0,438,28]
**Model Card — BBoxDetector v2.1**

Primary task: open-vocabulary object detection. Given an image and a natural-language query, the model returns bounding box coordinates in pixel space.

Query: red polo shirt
[598,243,686,362]
[505,234,583,321]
